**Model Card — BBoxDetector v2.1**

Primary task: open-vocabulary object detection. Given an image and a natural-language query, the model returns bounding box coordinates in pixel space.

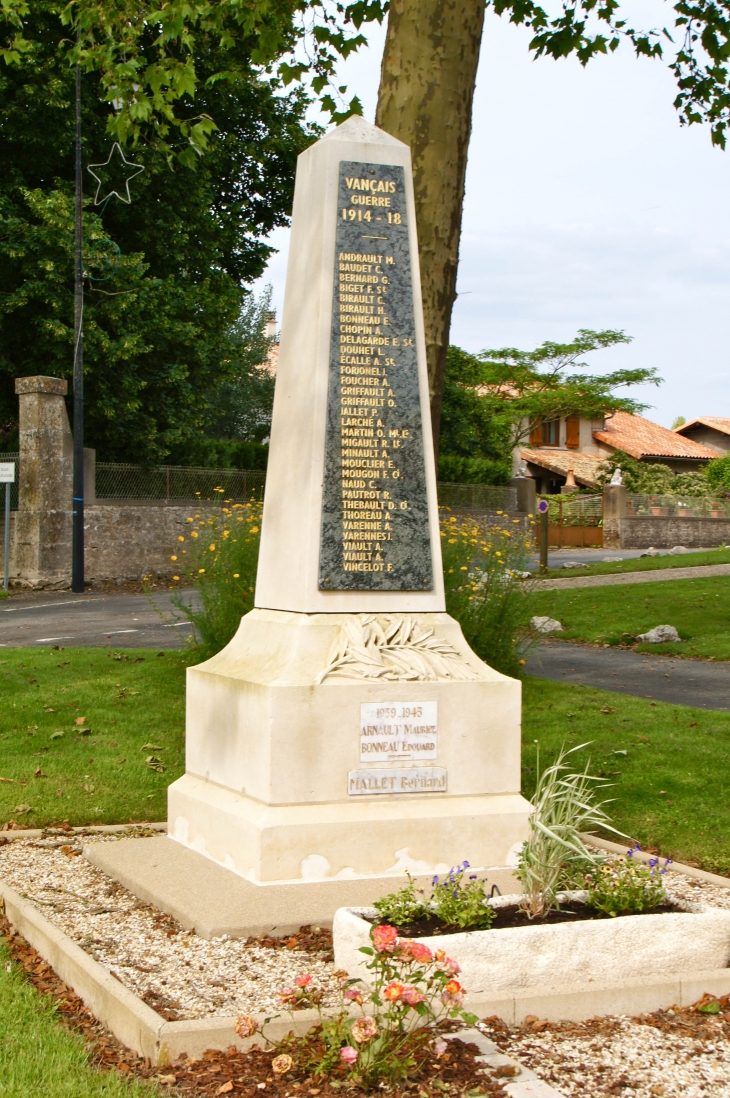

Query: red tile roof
[593,411,719,460]
[521,449,603,489]
[677,417,730,439]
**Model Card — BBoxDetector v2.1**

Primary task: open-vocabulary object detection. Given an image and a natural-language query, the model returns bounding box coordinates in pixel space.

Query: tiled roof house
[675,417,730,456]
[520,411,719,495]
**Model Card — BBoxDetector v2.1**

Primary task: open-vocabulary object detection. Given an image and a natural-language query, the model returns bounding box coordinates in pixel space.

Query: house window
[530,419,560,447]
[565,415,580,449]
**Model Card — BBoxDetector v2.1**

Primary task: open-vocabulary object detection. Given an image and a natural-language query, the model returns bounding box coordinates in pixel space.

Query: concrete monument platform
[85,836,520,939]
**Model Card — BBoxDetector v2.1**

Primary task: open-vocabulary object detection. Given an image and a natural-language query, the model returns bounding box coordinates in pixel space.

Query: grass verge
[542,545,730,578]
[0,647,188,828]
[530,574,730,658]
[0,938,158,1098]
[523,677,730,875]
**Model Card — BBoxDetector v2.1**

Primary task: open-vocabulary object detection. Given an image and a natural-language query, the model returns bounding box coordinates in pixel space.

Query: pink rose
[372,925,399,953]
[383,980,406,1002]
[344,989,363,1004]
[340,1046,359,1064]
[401,986,425,1006]
[408,942,433,964]
[351,1016,379,1043]
[234,1014,258,1039]
[294,974,312,987]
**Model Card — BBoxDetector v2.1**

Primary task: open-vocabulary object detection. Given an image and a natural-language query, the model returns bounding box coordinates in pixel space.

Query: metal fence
[95,463,266,502]
[541,494,603,527]
[626,494,730,519]
[0,452,19,510]
[437,482,517,512]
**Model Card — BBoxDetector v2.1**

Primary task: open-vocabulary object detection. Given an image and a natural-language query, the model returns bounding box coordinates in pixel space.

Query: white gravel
[0,833,339,1020]
[493,1014,730,1098]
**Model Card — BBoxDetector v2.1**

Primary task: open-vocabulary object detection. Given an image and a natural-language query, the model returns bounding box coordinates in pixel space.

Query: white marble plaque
[348,767,446,795]
[359,701,437,762]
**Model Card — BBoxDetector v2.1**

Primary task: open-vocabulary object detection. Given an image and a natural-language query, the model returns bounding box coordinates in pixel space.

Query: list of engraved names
[319,161,433,591]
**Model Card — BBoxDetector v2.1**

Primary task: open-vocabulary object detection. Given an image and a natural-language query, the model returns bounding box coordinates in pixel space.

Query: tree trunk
[375,0,485,466]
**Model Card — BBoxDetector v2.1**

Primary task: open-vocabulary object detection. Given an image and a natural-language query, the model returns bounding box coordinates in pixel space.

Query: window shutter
[530,419,543,445]
[565,415,580,449]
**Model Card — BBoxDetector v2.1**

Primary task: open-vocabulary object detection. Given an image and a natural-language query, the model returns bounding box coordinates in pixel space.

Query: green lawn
[522,677,730,875]
[0,648,188,828]
[0,940,158,1097]
[2,645,729,875]
[542,544,730,578]
[530,574,730,659]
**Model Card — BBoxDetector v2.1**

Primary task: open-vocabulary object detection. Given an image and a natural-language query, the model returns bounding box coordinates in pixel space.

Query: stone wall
[83,503,221,584]
[619,516,730,549]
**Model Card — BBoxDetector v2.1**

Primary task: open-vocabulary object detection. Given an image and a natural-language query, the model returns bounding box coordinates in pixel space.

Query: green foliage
[516,742,624,918]
[0,0,313,461]
[373,864,495,930]
[671,416,686,430]
[171,500,263,660]
[596,450,714,496]
[441,513,535,677]
[438,345,513,484]
[373,874,430,926]
[583,847,669,917]
[707,454,730,494]
[430,863,495,930]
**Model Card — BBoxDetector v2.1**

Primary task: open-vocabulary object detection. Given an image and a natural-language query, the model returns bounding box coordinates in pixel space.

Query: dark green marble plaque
[318,161,434,592]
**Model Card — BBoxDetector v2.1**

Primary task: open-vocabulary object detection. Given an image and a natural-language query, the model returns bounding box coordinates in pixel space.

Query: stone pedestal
[168,609,529,883]
[167,117,532,900]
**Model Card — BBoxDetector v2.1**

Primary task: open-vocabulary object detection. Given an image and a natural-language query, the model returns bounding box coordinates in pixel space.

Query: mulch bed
[0,913,508,1096]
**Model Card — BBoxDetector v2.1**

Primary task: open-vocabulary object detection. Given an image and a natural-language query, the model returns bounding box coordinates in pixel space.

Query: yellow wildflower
[209,544,216,551]
[170,555,177,562]
[233,573,240,578]
[178,536,185,543]
[198,568,205,574]
[186,517,194,523]
[251,526,259,533]
[191,531,198,538]
[173,575,180,581]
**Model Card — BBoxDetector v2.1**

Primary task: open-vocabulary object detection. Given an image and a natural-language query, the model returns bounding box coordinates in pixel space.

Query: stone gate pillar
[603,484,627,549]
[13,376,73,587]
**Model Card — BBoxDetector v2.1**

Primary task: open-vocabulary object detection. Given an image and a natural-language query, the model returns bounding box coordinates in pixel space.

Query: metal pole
[540,509,549,573]
[3,483,9,592]
[72,51,85,593]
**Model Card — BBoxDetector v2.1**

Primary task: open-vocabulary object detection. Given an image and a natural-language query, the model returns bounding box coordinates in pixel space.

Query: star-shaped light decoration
[87,142,144,205]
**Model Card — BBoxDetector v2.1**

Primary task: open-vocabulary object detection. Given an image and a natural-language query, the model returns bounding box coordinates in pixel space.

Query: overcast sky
[253,8,730,429]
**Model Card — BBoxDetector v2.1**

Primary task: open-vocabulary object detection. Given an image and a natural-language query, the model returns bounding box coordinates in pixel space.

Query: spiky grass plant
[516,742,626,918]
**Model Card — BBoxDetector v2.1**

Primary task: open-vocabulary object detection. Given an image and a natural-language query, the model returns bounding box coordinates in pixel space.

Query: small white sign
[348,767,447,796]
[0,463,15,483]
[360,701,438,762]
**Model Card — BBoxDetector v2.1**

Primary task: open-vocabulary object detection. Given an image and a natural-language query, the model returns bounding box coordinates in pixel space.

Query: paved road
[533,561,730,591]
[0,590,196,648]
[525,639,730,710]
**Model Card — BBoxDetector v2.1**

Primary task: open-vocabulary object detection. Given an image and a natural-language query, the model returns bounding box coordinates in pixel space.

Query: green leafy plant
[170,498,263,658]
[441,513,535,677]
[244,925,477,1087]
[430,862,495,930]
[516,742,626,918]
[583,844,671,917]
[372,873,429,926]
[374,863,495,930]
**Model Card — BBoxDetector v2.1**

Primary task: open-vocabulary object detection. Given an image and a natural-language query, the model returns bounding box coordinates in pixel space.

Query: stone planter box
[333,902,730,997]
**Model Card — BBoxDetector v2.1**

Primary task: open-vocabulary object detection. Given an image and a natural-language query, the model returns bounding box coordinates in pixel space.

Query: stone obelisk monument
[167,116,531,888]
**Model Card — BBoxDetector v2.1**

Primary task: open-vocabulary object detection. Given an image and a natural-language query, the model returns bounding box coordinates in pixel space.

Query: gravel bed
[0,832,340,1021]
[485,1010,730,1097]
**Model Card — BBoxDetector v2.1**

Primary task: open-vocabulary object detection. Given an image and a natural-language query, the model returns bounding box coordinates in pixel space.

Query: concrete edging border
[2,873,730,1065]
[582,834,730,888]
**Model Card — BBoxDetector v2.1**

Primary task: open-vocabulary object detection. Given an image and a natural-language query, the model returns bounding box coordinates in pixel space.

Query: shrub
[248,926,477,1087]
[170,496,262,659]
[441,513,535,677]
[583,844,671,917]
[516,742,625,918]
